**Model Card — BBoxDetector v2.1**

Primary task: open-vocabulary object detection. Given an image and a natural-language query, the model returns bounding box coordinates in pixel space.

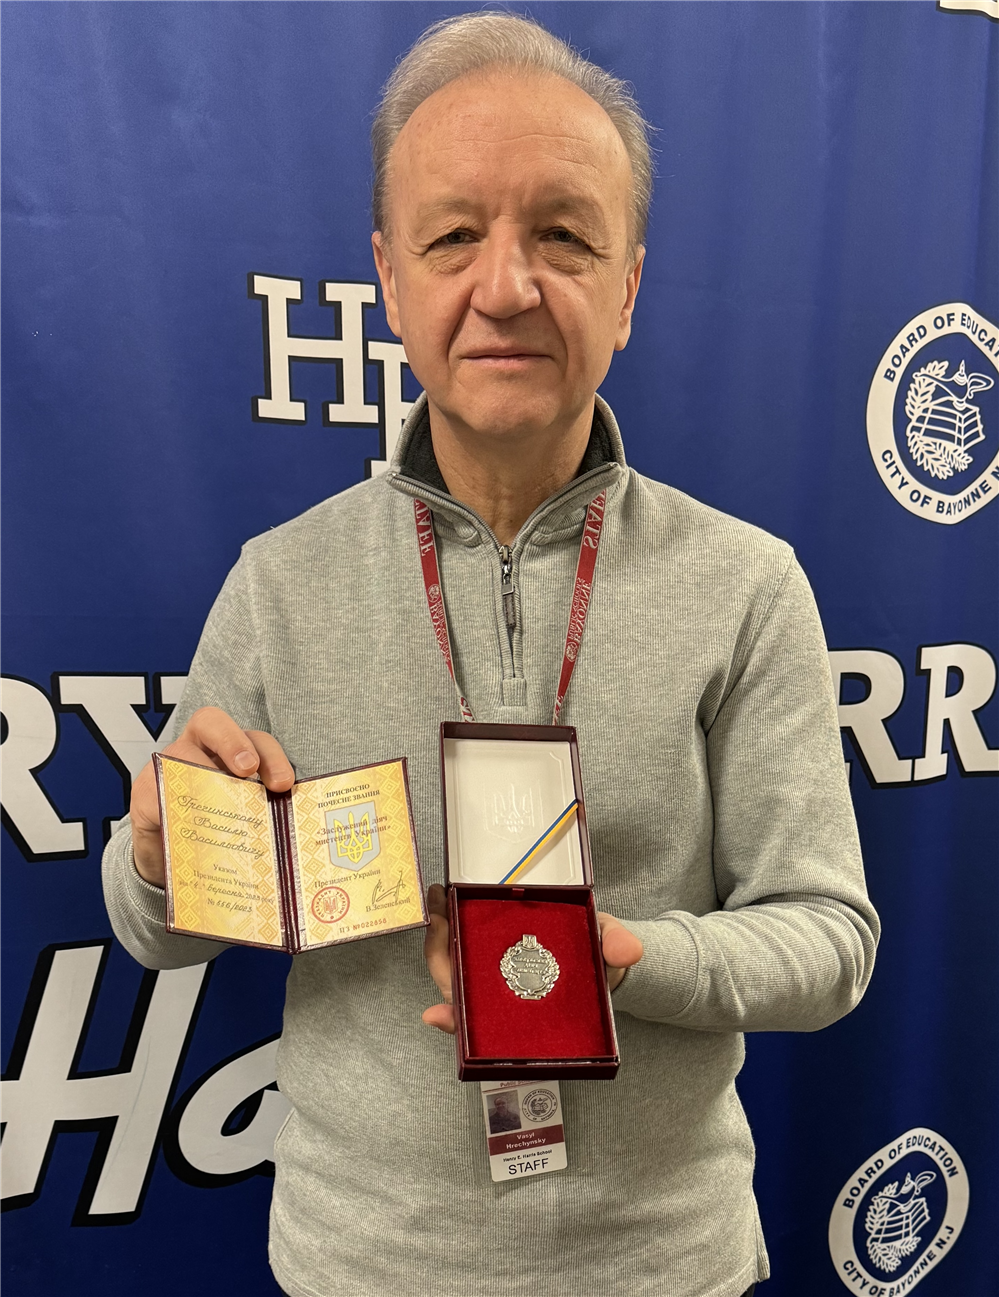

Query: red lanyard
[414,491,607,724]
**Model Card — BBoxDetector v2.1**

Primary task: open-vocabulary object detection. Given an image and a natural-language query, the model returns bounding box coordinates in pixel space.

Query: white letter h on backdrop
[1,943,208,1223]
[248,274,414,471]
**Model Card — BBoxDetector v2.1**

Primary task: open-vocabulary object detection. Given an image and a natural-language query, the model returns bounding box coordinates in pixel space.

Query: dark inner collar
[399,406,615,494]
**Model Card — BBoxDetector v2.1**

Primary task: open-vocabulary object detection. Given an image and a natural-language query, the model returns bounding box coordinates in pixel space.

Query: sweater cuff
[110,820,169,924]
[611,917,700,1022]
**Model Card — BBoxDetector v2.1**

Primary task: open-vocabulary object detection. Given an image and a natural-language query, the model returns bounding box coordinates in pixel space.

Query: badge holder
[441,722,620,1081]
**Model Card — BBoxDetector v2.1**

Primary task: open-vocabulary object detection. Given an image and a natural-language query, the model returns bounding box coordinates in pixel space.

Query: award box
[441,722,620,1081]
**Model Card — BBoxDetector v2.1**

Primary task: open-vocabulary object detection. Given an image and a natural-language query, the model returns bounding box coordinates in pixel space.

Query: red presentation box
[441,722,619,1081]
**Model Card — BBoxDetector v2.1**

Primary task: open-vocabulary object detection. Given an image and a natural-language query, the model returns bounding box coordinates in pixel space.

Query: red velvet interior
[456,894,613,1060]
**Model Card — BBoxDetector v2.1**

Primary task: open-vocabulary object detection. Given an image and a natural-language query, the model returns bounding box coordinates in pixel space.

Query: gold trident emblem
[333,811,373,866]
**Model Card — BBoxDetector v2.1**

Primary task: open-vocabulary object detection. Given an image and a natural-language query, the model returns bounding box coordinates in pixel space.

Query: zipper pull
[499,546,517,631]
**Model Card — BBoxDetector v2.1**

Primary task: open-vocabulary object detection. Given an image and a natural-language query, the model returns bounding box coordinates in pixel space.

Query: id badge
[479,1079,568,1182]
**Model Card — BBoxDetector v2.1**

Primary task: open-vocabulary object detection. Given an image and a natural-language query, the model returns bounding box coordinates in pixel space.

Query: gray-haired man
[104,14,877,1296]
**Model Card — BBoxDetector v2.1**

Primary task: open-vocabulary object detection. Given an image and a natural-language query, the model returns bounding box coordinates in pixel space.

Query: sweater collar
[385,392,627,548]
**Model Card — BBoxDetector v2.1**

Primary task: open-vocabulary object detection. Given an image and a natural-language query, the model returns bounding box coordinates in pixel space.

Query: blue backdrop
[2,3,996,1295]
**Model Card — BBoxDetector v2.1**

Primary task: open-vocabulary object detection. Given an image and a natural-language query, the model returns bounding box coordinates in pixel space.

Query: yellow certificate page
[290,759,425,949]
[158,755,285,948]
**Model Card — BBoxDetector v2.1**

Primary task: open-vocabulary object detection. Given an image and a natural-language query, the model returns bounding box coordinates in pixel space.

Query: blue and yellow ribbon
[499,801,579,885]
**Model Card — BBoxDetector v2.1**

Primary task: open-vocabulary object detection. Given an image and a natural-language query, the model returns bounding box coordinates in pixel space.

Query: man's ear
[614,247,645,352]
[372,231,402,338]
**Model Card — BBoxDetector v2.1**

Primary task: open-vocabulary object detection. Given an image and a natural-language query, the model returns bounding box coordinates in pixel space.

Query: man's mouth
[462,348,549,363]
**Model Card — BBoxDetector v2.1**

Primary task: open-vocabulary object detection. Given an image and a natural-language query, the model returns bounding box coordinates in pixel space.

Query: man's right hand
[129,706,295,888]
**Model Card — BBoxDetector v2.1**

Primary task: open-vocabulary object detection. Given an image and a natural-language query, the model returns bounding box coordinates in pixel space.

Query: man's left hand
[422,883,643,1034]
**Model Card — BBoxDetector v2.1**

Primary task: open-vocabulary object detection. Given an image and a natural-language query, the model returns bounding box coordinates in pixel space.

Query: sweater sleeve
[612,556,880,1033]
[101,556,271,971]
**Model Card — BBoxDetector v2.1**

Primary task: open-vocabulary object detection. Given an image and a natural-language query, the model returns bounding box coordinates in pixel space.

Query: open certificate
[155,754,428,952]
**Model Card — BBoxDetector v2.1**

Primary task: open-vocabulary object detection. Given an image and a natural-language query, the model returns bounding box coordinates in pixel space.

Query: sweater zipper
[499,545,517,645]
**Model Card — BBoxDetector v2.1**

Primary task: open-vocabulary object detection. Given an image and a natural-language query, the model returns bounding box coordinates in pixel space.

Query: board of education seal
[500,934,559,1000]
[522,1088,559,1123]
[866,302,998,524]
[312,885,350,924]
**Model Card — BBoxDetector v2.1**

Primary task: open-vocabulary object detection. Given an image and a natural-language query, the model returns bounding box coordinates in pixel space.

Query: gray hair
[371,10,653,251]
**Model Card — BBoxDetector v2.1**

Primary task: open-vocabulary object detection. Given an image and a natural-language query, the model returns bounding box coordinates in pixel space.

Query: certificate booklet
[154,753,427,952]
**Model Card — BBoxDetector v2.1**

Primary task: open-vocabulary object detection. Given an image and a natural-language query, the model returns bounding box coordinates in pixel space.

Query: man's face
[372,70,643,446]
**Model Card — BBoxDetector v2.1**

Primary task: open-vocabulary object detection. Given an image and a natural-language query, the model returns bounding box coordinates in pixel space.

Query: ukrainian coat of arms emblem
[487,784,536,842]
[325,801,381,870]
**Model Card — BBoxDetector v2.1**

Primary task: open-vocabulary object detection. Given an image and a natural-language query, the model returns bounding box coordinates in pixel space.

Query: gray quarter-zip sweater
[103,394,878,1297]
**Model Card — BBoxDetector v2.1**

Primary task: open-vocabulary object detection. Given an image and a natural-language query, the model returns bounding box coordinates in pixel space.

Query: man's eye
[437,230,470,246]
[547,228,580,245]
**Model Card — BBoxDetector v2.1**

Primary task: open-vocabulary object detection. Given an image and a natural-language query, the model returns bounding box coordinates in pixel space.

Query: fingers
[597,911,644,993]
[424,884,452,999]
[167,706,259,774]
[423,884,455,1033]
[127,707,295,889]
[422,1003,456,1034]
[427,881,448,920]
[130,760,168,887]
[180,708,296,787]
[244,730,295,792]
[597,911,644,968]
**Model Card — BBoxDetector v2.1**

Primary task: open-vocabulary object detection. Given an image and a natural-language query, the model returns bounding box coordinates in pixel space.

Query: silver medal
[500,934,560,1000]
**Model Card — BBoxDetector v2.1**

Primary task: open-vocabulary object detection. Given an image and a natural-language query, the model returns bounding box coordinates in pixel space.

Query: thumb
[597,912,644,970]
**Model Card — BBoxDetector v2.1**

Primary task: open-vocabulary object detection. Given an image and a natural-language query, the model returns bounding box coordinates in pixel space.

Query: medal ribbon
[499,801,579,884]
[414,490,607,725]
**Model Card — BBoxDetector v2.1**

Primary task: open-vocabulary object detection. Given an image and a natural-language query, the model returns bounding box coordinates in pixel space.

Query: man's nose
[468,229,542,319]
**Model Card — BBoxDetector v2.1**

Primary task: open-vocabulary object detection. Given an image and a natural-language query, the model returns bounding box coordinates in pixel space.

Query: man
[487,1094,522,1135]
[104,13,878,1297]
